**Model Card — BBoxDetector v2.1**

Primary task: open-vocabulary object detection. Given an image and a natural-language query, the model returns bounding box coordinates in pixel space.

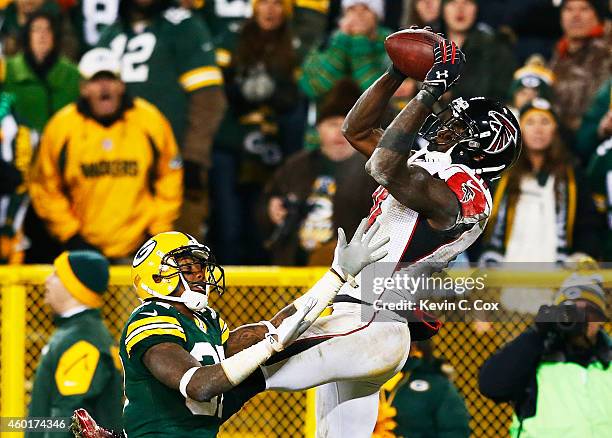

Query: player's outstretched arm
[366,37,465,230]
[292,218,390,321]
[141,299,317,403]
[224,219,390,356]
[342,68,406,158]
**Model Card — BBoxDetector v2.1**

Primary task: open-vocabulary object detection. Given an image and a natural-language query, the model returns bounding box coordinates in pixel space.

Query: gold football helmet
[131,231,224,310]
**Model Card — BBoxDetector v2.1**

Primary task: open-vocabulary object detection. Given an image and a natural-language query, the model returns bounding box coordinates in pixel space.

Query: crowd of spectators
[0,0,611,266]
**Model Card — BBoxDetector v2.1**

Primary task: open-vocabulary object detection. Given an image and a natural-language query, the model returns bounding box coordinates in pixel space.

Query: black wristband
[386,64,407,81]
[379,128,417,154]
[415,88,439,109]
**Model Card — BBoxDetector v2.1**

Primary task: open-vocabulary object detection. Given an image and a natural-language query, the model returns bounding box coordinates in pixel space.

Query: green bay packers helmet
[131,231,225,310]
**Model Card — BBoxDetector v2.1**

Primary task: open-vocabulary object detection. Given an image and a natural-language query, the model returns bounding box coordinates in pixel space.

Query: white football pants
[261,303,411,438]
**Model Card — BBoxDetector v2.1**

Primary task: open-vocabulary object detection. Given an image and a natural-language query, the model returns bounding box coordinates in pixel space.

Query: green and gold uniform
[97,7,223,145]
[587,138,612,260]
[120,299,233,437]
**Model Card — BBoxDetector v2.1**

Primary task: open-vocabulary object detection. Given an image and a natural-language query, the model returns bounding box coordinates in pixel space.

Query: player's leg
[262,305,411,391]
[315,380,381,438]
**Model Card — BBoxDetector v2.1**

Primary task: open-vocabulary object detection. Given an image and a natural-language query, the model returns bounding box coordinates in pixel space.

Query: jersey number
[367,186,389,226]
[82,0,119,46]
[110,33,157,83]
[185,342,225,417]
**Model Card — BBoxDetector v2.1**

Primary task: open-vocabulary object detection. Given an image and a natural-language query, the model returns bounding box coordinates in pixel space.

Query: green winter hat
[54,250,110,308]
[508,55,555,102]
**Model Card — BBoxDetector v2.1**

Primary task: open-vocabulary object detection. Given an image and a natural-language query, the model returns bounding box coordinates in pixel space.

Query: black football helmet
[419,97,522,179]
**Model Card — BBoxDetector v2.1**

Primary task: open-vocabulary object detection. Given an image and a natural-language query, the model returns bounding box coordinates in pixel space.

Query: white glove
[265,297,317,352]
[332,218,390,282]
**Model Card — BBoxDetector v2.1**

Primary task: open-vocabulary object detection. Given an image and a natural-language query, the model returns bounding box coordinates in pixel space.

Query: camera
[264,195,313,249]
[535,303,587,337]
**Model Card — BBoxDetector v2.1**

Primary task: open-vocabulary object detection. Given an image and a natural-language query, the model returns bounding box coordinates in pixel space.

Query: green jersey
[68,0,119,54]
[587,137,612,260]
[119,300,230,437]
[98,7,223,145]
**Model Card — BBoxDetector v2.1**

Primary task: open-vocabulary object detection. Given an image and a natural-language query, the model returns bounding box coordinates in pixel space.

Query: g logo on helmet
[485,111,518,154]
[133,239,157,267]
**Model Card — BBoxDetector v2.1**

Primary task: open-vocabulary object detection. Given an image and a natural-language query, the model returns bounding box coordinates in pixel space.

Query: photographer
[259,79,377,265]
[479,273,611,437]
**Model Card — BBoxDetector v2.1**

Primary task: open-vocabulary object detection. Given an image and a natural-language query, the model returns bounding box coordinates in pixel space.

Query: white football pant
[261,303,411,438]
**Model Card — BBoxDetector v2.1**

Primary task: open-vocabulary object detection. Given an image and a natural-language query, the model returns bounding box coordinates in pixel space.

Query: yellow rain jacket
[30,97,183,258]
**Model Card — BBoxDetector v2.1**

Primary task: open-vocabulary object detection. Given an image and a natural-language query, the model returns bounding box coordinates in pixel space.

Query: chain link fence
[1,266,610,437]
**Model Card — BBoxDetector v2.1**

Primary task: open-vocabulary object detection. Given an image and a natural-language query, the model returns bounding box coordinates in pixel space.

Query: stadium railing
[1,266,610,438]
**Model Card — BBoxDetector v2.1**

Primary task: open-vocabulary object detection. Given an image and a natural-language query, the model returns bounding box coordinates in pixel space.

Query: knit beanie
[518,97,558,125]
[342,0,385,20]
[53,250,110,308]
[317,78,362,124]
[508,55,555,101]
[561,0,609,21]
[554,273,607,318]
[252,0,293,17]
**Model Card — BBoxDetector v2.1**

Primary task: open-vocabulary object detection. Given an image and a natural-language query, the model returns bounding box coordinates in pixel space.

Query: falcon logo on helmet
[485,111,519,154]
[419,97,522,180]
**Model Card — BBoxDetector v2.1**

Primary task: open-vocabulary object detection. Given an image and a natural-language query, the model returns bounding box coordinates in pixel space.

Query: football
[384,29,445,81]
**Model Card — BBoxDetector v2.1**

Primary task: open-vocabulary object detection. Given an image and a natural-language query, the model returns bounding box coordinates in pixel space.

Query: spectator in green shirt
[299,0,392,101]
[1,11,80,132]
[26,250,122,438]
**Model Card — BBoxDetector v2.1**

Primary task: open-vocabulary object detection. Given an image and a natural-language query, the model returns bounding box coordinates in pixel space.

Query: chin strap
[178,273,209,310]
[138,274,209,310]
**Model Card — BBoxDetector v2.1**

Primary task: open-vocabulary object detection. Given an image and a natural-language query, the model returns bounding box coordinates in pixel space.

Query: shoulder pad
[439,165,491,219]
[124,301,186,357]
[163,7,193,25]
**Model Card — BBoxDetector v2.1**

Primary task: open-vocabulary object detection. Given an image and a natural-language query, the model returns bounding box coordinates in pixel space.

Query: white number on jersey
[110,33,157,83]
[83,0,119,46]
[163,7,192,25]
[214,0,252,18]
[185,342,225,417]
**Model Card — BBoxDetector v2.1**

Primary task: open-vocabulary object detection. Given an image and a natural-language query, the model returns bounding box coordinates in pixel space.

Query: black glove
[183,160,206,192]
[65,234,100,253]
[422,38,466,100]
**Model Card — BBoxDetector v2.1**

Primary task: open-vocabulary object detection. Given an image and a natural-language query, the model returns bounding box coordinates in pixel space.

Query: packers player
[72,225,388,437]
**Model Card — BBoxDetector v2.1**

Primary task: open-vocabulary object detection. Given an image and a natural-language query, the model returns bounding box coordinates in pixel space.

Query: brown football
[384,29,445,81]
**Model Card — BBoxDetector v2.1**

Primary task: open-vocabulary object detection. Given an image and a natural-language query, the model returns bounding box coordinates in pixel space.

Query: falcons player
[72,33,521,438]
[258,33,522,437]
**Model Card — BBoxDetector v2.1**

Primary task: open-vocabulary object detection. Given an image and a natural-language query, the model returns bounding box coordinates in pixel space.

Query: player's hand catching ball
[332,218,390,282]
[423,37,466,99]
